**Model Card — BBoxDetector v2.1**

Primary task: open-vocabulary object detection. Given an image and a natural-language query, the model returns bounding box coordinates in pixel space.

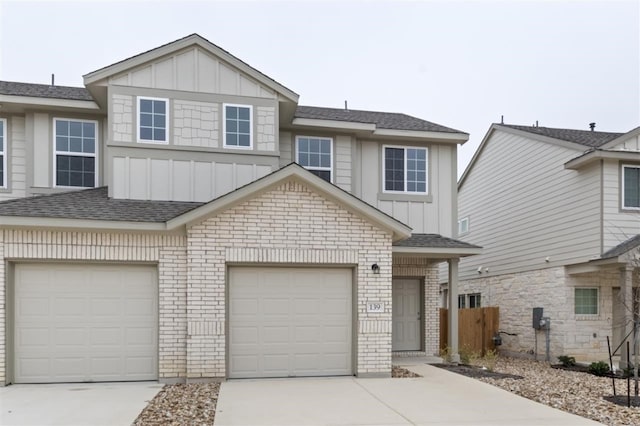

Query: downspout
[600,159,604,254]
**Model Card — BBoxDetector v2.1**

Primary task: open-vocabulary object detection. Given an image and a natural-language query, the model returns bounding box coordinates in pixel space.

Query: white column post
[448,258,460,363]
[621,266,633,368]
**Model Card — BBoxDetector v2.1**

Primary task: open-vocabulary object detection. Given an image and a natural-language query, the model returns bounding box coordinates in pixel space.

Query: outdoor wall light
[371,263,380,274]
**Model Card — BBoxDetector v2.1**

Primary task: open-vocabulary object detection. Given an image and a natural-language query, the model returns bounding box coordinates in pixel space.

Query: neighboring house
[457,123,640,362]
[0,34,479,385]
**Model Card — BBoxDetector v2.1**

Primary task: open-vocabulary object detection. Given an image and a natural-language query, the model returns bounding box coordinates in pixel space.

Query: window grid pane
[575,288,598,315]
[139,99,167,142]
[624,166,640,208]
[225,106,251,147]
[385,148,405,191]
[55,119,96,188]
[297,137,332,182]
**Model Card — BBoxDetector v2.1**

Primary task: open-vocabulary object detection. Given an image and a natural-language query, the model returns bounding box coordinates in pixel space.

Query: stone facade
[459,266,636,362]
[256,106,276,151]
[173,100,219,148]
[112,94,133,142]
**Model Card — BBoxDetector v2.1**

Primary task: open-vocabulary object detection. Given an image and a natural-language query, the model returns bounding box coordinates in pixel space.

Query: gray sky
[1,0,638,177]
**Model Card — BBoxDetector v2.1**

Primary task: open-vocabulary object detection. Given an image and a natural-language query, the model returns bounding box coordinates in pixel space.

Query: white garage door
[229,267,352,378]
[14,263,157,383]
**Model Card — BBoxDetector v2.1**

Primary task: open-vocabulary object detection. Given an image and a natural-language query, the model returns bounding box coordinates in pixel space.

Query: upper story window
[54,118,97,188]
[296,136,332,182]
[575,288,598,315]
[224,104,252,149]
[138,97,168,143]
[458,217,470,235]
[0,119,6,188]
[622,164,640,209]
[383,146,428,194]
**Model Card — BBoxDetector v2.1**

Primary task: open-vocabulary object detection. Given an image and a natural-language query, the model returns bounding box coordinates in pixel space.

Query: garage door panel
[14,263,158,383]
[229,267,352,378]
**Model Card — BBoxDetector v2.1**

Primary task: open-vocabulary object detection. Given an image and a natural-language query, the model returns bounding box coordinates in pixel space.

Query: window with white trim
[468,293,481,308]
[622,165,640,209]
[575,288,598,315]
[458,217,469,235]
[138,97,168,143]
[54,118,97,188]
[0,119,6,188]
[458,294,466,309]
[296,136,332,182]
[224,104,252,149]
[383,146,428,193]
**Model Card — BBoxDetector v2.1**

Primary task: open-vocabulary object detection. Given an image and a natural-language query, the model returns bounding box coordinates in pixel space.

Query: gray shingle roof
[0,187,202,222]
[296,106,466,134]
[393,233,481,249]
[601,234,640,259]
[500,124,623,148]
[0,80,93,101]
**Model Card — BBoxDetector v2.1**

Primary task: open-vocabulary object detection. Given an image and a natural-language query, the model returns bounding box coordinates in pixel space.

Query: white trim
[621,164,640,210]
[574,287,599,315]
[0,118,6,189]
[0,94,99,110]
[295,135,333,183]
[52,118,99,188]
[223,103,253,150]
[382,145,429,194]
[137,96,169,144]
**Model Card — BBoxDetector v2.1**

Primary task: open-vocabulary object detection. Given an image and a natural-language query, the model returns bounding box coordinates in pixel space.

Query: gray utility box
[533,307,544,330]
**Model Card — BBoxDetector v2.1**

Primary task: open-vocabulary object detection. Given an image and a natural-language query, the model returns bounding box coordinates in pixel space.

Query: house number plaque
[366,302,385,313]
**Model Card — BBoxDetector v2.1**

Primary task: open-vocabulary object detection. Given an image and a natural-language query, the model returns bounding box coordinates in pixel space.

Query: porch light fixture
[371,263,380,274]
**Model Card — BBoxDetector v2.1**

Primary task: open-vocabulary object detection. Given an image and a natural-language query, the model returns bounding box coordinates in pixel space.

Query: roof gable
[83,34,298,103]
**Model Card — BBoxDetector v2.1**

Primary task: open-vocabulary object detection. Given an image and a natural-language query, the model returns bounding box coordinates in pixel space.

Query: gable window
[138,97,168,143]
[224,104,252,149]
[296,136,332,182]
[0,119,5,188]
[458,217,470,235]
[54,118,97,188]
[383,146,428,193]
[575,288,598,315]
[622,165,640,209]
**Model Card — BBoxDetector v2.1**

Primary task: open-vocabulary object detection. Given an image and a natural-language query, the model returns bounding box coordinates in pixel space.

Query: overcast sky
[0,0,638,176]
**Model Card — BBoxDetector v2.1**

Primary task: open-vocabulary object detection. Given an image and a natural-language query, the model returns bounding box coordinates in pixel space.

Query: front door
[392,279,421,351]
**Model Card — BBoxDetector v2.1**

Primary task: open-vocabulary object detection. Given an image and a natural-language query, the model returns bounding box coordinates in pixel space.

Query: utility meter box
[533,307,544,329]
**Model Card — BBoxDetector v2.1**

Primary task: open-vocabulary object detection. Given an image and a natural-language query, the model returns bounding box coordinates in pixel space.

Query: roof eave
[0,94,99,110]
[392,246,482,258]
[565,150,640,169]
[599,126,640,150]
[0,216,169,231]
[373,129,469,143]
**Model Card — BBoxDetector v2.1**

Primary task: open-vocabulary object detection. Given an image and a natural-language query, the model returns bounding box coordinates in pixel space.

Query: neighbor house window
[622,165,640,209]
[458,217,469,235]
[224,104,252,149]
[138,97,168,143]
[0,119,6,188]
[468,293,481,308]
[383,146,428,193]
[575,288,598,315]
[458,294,466,309]
[54,118,97,188]
[296,136,332,182]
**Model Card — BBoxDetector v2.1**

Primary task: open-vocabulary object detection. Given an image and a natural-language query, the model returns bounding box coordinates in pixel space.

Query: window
[468,293,481,308]
[458,293,481,309]
[622,165,640,209]
[296,136,332,182]
[458,217,469,235]
[0,119,5,188]
[575,288,598,315]
[383,146,428,193]
[54,119,97,188]
[458,294,466,309]
[138,97,168,143]
[224,104,252,149]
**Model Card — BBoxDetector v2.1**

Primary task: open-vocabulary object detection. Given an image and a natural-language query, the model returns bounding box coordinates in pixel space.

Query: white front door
[392,279,421,351]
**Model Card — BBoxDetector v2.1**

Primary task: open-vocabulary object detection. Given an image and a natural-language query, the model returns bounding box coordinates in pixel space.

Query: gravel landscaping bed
[440,357,640,426]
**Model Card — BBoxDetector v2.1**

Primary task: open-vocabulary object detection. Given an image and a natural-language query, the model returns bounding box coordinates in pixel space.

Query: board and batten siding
[359,141,455,235]
[458,130,602,281]
[602,159,640,251]
[108,46,277,99]
[0,116,27,200]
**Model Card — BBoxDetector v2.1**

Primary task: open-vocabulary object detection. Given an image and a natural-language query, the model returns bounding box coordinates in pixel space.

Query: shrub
[482,349,498,371]
[557,355,576,367]
[588,361,610,377]
[459,345,480,365]
[439,346,453,363]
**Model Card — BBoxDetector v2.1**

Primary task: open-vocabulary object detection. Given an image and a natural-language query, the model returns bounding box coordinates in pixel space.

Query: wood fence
[440,307,499,355]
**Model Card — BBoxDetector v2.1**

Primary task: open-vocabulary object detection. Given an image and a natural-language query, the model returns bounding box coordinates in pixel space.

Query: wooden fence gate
[440,307,499,355]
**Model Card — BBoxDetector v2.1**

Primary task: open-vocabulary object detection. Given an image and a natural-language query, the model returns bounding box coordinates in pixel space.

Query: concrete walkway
[0,382,163,426]
[214,364,602,425]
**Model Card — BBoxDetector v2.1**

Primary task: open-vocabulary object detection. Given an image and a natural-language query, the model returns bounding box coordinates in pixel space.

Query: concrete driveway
[0,382,162,426]
[214,364,603,426]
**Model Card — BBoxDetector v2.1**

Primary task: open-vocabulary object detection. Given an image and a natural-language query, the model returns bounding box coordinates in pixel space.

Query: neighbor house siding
[458,130,602,281]
[185,179,394,378]
[602,158,640,251]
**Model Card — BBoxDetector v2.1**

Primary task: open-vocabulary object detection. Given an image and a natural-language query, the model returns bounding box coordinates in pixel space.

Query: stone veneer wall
[0,230,188,385]
[256,106,275,151]
[393,257,440,356]
[173,100,219,147]
[112,94,133,142]
[459,267,624,361]
[186,179,393,378]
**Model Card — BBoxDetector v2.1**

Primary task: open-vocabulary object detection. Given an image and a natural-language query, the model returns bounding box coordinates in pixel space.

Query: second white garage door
[229,267,352,378]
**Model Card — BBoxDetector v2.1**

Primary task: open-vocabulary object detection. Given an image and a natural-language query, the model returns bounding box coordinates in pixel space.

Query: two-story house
[457,123,640,363]
[0,34,479,385]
